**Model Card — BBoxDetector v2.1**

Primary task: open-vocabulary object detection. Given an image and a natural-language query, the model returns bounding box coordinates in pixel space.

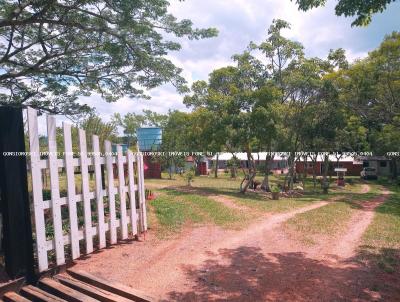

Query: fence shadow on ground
[164,246,400,302]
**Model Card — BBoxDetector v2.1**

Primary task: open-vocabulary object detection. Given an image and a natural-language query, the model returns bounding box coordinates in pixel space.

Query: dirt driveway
[72,186,399,301]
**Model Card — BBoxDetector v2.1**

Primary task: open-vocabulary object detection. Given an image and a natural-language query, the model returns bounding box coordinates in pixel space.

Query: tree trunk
[286,152,296,191]
[312,157,317,191]
[214,153,219,178]
[230,166,237,178]
[261,154,273,191]
[194,157,200,176]
[240,150,256,194]
[322,154,330,193]
[168,157,173,179]
[302,155,307,189]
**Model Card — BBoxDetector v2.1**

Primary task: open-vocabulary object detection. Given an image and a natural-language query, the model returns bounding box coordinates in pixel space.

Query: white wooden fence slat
[92,135,106,248]
[117,145,128,239]
[127,150,138,236]
[45,216,132,251]
[38,156,127,170]
[42,187,137,210]
[46,115,65,265]
[140,154,148,231]
[78,129,93,253]
[105,140,117,244]
[62,122,80,259]
[136,153,143,232]
[137,153,147,232]
[27,108,146,271]
[27,108,49,272]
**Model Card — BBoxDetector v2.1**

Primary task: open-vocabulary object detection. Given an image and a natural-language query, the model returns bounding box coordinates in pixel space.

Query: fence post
[0,106,35,281]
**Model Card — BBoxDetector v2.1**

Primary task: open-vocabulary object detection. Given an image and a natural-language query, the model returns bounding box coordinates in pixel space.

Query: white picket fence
[27,107,147,272]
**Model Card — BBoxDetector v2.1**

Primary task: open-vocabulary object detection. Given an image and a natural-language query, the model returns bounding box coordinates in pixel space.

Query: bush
[183,168,195,186]
[271,185,280,193]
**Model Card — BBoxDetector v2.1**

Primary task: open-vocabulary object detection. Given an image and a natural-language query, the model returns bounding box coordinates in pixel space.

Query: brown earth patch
[72,187,399,301]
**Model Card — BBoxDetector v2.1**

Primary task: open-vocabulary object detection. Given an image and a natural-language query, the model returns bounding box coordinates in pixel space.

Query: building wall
[198,162,208,175]
[296,161,362,176]
[363,160,392,176]
[339,162,363,176]
[378,161,391,176]
[143,155,161,179]
[296,162,322,175]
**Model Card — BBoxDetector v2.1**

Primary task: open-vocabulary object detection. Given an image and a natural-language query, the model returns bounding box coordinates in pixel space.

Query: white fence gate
[27,107,147,272]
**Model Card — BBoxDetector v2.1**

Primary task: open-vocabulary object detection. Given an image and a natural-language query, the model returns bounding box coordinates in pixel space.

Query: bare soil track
[73,185,399,301]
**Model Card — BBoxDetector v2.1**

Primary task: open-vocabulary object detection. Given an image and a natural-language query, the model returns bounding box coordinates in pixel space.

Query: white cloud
[75,0,399,119]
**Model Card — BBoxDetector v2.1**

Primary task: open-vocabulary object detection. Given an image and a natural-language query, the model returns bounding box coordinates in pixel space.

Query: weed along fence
[27,107,148,273]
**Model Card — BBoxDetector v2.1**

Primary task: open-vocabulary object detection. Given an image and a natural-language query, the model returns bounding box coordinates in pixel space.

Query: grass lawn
[281,183,383,245]
[221,191,326,213]
[146,173,369,237]
[360,180,400,272]
[283,201,356,245]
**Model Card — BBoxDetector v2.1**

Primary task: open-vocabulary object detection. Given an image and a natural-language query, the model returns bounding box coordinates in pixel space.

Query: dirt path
[207,194,249,211]
[73,186,398,301]
[328,188,389,258]
[73,201,328,299]
[167,186,250,211]
[360,183,371,193]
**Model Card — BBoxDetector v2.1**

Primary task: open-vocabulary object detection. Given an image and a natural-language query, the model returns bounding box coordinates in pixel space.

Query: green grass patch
[147,174,373,239]
[149,189,248,236]
[149,194,205,236]
[162,189,246,227]
[228,194,320,213]
[283,201,355,245]
[360,183,400,273]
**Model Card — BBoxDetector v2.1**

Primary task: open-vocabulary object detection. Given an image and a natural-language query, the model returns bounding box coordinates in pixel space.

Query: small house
[295,155,363,176]
[357,156,393,177]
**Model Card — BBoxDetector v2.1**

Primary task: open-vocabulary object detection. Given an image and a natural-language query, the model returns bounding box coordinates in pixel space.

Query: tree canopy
[292,0,397,26]
[0,0,217,115]
[180,20,400,191]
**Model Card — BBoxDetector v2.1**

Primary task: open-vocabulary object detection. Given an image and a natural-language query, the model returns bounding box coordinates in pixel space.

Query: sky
[79,0,400,122]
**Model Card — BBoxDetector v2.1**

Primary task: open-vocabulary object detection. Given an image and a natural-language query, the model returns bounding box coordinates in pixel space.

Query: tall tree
[292,0,397,26]
[142,110,168,128]
[55,114,117,153]
[252,19,303,104]
[0,0,217,115]
[336,32,400,178]
[185,52,279,192]
[112,112,146,147]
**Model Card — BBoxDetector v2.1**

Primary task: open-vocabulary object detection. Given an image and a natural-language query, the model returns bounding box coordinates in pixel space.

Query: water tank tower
[136,127,162,178]
[136,127,162,151]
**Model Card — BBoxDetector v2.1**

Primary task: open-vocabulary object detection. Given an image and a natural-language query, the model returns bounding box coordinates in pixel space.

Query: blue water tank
[137,127,162,151]
[112,144,129,154]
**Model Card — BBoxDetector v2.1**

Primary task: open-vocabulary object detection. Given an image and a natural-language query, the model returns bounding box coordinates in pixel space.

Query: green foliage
[0,0,217,115]
[79,114,118,151]
[270,185,281,193]
[183,168,195,186]
[292,0,396,26]
[333,32,400,155]
[53,114,117,153]
[112,110,168,147]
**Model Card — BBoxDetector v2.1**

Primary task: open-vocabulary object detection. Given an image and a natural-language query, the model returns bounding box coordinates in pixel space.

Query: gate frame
[0,106,35,282]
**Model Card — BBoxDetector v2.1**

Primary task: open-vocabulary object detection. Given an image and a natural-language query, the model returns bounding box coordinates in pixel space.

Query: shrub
[183,168,195,186]
[271,185,280,193]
